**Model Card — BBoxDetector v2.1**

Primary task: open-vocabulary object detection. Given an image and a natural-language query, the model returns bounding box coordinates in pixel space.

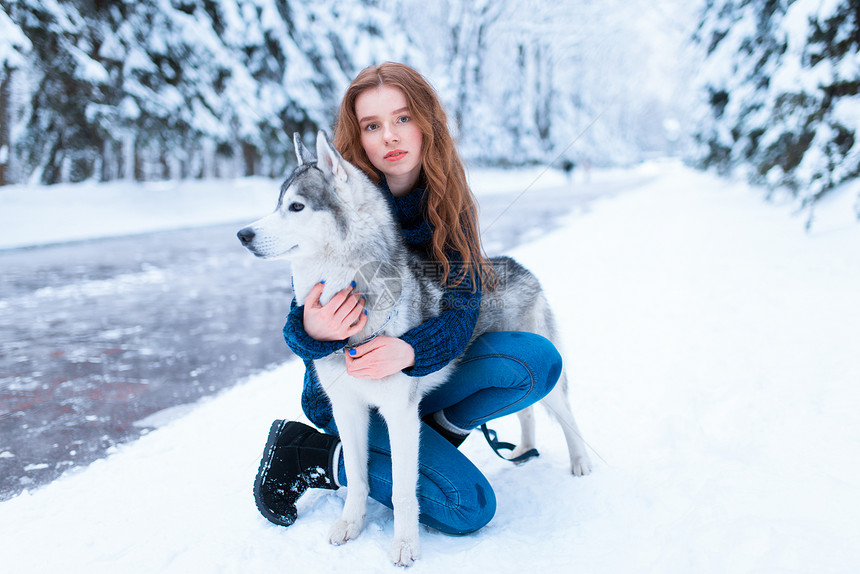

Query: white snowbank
[0,177,279,250]
[1,163,858,573]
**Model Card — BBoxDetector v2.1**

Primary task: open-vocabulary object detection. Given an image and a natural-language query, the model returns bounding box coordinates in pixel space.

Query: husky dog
[238,131,591,566]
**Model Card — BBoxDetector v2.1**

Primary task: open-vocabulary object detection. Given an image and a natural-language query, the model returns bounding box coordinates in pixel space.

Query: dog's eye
[288,202,304,212]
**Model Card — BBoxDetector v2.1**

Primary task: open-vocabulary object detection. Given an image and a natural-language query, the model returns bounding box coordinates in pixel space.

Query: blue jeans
[321,332,562,535]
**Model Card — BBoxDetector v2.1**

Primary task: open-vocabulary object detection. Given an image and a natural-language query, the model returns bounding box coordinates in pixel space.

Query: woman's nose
[383,123,398,143]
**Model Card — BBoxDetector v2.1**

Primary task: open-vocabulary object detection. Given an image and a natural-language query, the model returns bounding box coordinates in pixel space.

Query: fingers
[344,340,380,377]
[344,307,369,338]
[306,280,356,311]
[346,337,382,359]
[316,282,361,316]
[319,284,348,310]
[331,287,364,325]
[344,337,415,379]
[304,281,325,308]
[303,281,367,341]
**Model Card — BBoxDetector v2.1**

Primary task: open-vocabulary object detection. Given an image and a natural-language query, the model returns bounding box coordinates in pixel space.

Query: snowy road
[0,224,292,500]
[0,170,636,501]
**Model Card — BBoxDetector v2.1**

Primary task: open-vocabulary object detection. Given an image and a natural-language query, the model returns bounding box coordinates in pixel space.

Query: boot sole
[253,419,297,527]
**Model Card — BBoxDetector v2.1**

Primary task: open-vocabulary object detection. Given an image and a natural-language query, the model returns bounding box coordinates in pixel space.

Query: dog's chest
[313,356,450,409]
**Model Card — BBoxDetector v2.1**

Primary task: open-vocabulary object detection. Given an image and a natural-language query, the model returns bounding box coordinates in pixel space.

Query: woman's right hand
[303,281,368,341]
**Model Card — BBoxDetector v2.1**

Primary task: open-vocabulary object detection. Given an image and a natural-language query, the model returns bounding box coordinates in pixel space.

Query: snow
[1,163,859,572]
[70,44,110,84]
[0,177,279,250]
[0,8,30,66]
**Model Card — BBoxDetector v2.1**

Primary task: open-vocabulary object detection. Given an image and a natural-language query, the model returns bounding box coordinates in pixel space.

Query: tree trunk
[0,65,12,186]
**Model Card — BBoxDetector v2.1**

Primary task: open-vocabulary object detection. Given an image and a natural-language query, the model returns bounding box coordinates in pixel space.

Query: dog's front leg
[328,402,370,546]
[379,400,422,566]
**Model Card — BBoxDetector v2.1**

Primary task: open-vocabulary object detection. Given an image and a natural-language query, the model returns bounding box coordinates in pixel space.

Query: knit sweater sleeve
[399,266,481,377]
[283,298,347,360]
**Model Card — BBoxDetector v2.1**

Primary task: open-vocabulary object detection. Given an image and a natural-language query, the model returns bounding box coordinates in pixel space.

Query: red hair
[333,62,494,290]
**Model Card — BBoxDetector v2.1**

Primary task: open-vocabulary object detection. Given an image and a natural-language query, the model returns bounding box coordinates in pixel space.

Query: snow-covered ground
[1,163,858,573]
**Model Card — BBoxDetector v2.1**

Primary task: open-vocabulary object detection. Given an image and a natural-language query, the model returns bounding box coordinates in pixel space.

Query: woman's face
[354,84,423,196]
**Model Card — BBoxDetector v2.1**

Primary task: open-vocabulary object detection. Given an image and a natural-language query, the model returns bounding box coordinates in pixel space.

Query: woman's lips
[384,150,407,161]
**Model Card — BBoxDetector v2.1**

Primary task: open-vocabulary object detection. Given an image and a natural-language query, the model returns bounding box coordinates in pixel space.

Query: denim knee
[465,331,562,396]
[518,331,564,397]
[437,332,563,429]
[417,467,497,535]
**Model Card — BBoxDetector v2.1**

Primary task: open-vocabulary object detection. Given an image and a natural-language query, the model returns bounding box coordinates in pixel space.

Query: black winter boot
[253,420,340,527]
[422,412,470,448]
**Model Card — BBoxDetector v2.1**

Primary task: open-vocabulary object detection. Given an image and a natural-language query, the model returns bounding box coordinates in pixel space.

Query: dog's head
[237,131,353,260]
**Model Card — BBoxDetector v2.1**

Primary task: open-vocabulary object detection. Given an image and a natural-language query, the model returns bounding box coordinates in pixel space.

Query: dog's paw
[329,518,363,546]
[571,455,593,477]
[390,537,419,567]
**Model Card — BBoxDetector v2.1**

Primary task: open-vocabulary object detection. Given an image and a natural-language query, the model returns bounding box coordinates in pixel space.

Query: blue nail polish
[350,280,356,288]
[364,309,368,315]
[320,280,325,284]
[349,348,356,355]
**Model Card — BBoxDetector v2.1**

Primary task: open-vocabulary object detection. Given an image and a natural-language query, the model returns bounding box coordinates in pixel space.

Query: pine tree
[694,0,860,224]
[794,0,860,216]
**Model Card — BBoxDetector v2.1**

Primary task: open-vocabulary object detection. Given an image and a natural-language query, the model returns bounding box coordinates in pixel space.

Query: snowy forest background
[0,0,858,221]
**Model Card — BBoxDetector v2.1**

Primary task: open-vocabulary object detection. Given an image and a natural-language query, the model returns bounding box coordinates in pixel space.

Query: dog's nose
[237,227,255,246]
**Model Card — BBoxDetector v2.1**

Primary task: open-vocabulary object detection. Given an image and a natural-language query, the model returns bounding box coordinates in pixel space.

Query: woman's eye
[397,116,410,124]
[364,123,379,131]
[288,202,304,212]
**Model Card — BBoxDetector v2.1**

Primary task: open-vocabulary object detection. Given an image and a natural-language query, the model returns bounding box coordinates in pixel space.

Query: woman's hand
[303,281,367,341]
[345,336,416,379]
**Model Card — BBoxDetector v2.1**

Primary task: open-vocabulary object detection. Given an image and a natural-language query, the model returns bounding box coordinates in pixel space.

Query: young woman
[254,62,564,535]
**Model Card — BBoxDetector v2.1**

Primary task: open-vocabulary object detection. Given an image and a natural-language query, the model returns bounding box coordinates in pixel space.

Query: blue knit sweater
[283,177,482,429]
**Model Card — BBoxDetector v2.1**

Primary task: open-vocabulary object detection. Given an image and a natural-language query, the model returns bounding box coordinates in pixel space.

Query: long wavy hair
[333,62,494,291]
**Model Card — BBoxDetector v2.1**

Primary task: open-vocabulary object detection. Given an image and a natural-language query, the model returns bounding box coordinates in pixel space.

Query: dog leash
[480,424,540,463]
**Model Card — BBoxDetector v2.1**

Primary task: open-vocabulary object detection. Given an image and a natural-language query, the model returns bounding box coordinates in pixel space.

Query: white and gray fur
[238,131,591,566]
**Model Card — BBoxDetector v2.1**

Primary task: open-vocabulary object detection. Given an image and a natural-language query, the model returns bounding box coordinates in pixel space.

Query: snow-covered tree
[1,0,410,184]
[3,0,104,184]
[396,0,697,167]
[693,0,860,224]
[1,0,696,185]
[0,4,30,185]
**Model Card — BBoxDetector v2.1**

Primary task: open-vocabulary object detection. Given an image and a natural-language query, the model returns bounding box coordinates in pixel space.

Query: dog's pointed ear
[315,131,348,184]
[293,133,315,166]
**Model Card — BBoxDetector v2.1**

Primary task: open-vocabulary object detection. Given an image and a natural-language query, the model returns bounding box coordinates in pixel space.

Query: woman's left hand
[345,336,415,379]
